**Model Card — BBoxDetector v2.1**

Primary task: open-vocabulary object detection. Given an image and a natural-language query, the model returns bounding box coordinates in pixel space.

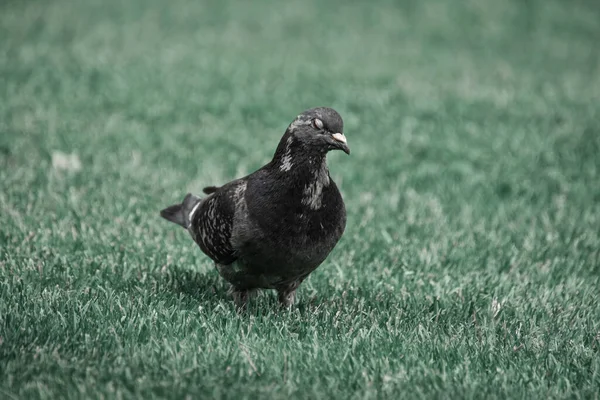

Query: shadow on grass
[145,263,330,311]
[153,264,231,305]
[126,262,416,318]
[150,267,413,316]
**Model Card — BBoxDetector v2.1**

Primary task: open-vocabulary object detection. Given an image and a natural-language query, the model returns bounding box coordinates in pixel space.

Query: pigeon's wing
[202,186,220,194]
[189,180,245,265]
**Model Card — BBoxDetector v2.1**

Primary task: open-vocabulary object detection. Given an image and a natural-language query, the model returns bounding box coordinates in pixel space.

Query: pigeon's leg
[277,280,302,307]
[231,287,249,308]
[277,289,296,307]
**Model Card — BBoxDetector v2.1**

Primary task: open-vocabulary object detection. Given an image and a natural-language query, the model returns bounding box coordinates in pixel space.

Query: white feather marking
[234,181,248,220]
[235,181,247,203]
[302,159,330,210]
[279,136,294,172]
[288,115,310,133]
[188,201,201,222]
[280,155,293,172]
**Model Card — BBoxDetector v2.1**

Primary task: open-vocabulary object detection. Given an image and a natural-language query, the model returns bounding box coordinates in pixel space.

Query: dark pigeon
[160,107,349,307]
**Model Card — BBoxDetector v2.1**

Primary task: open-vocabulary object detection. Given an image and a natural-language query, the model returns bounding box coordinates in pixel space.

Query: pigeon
[160,107,349,307]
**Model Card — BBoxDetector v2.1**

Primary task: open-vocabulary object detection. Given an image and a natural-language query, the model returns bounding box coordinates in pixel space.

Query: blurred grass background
[1,0,599,398]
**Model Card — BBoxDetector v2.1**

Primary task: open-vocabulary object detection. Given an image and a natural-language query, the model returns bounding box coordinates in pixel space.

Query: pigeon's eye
[312,118,324,130]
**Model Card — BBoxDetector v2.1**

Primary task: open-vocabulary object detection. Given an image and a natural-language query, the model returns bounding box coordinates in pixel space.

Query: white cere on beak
[331,132,347,144]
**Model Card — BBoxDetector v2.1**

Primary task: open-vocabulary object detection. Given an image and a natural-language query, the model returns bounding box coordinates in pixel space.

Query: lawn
[1,0,599,398]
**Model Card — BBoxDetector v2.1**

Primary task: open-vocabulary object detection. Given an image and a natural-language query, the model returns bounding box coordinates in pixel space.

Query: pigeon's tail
[160,193,201,229]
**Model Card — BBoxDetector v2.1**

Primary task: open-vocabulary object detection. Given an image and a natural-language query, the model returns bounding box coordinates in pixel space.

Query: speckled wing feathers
[189,181,246,265]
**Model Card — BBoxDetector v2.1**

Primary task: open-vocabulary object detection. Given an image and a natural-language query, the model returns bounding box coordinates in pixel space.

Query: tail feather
[160,193,201,229]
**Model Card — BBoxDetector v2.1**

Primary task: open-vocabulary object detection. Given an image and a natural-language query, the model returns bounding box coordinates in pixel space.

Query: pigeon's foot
[231,288,249,308]
[277,289,296,308]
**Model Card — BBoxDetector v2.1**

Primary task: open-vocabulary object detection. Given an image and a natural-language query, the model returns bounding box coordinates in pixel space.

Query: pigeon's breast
[231,180,346,287]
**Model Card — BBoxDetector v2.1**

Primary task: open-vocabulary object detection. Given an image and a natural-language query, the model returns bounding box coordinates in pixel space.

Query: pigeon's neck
[271,134,331,210]
[272,134,328,174]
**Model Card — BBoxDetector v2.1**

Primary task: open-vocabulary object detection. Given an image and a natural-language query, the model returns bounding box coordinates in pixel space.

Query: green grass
[1,0,600,398]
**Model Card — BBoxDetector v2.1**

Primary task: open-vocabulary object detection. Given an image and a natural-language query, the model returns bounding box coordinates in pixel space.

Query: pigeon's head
[285,107,350,155]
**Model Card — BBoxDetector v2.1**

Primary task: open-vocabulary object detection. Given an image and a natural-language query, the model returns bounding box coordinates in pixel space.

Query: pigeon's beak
[331,132,350,155]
